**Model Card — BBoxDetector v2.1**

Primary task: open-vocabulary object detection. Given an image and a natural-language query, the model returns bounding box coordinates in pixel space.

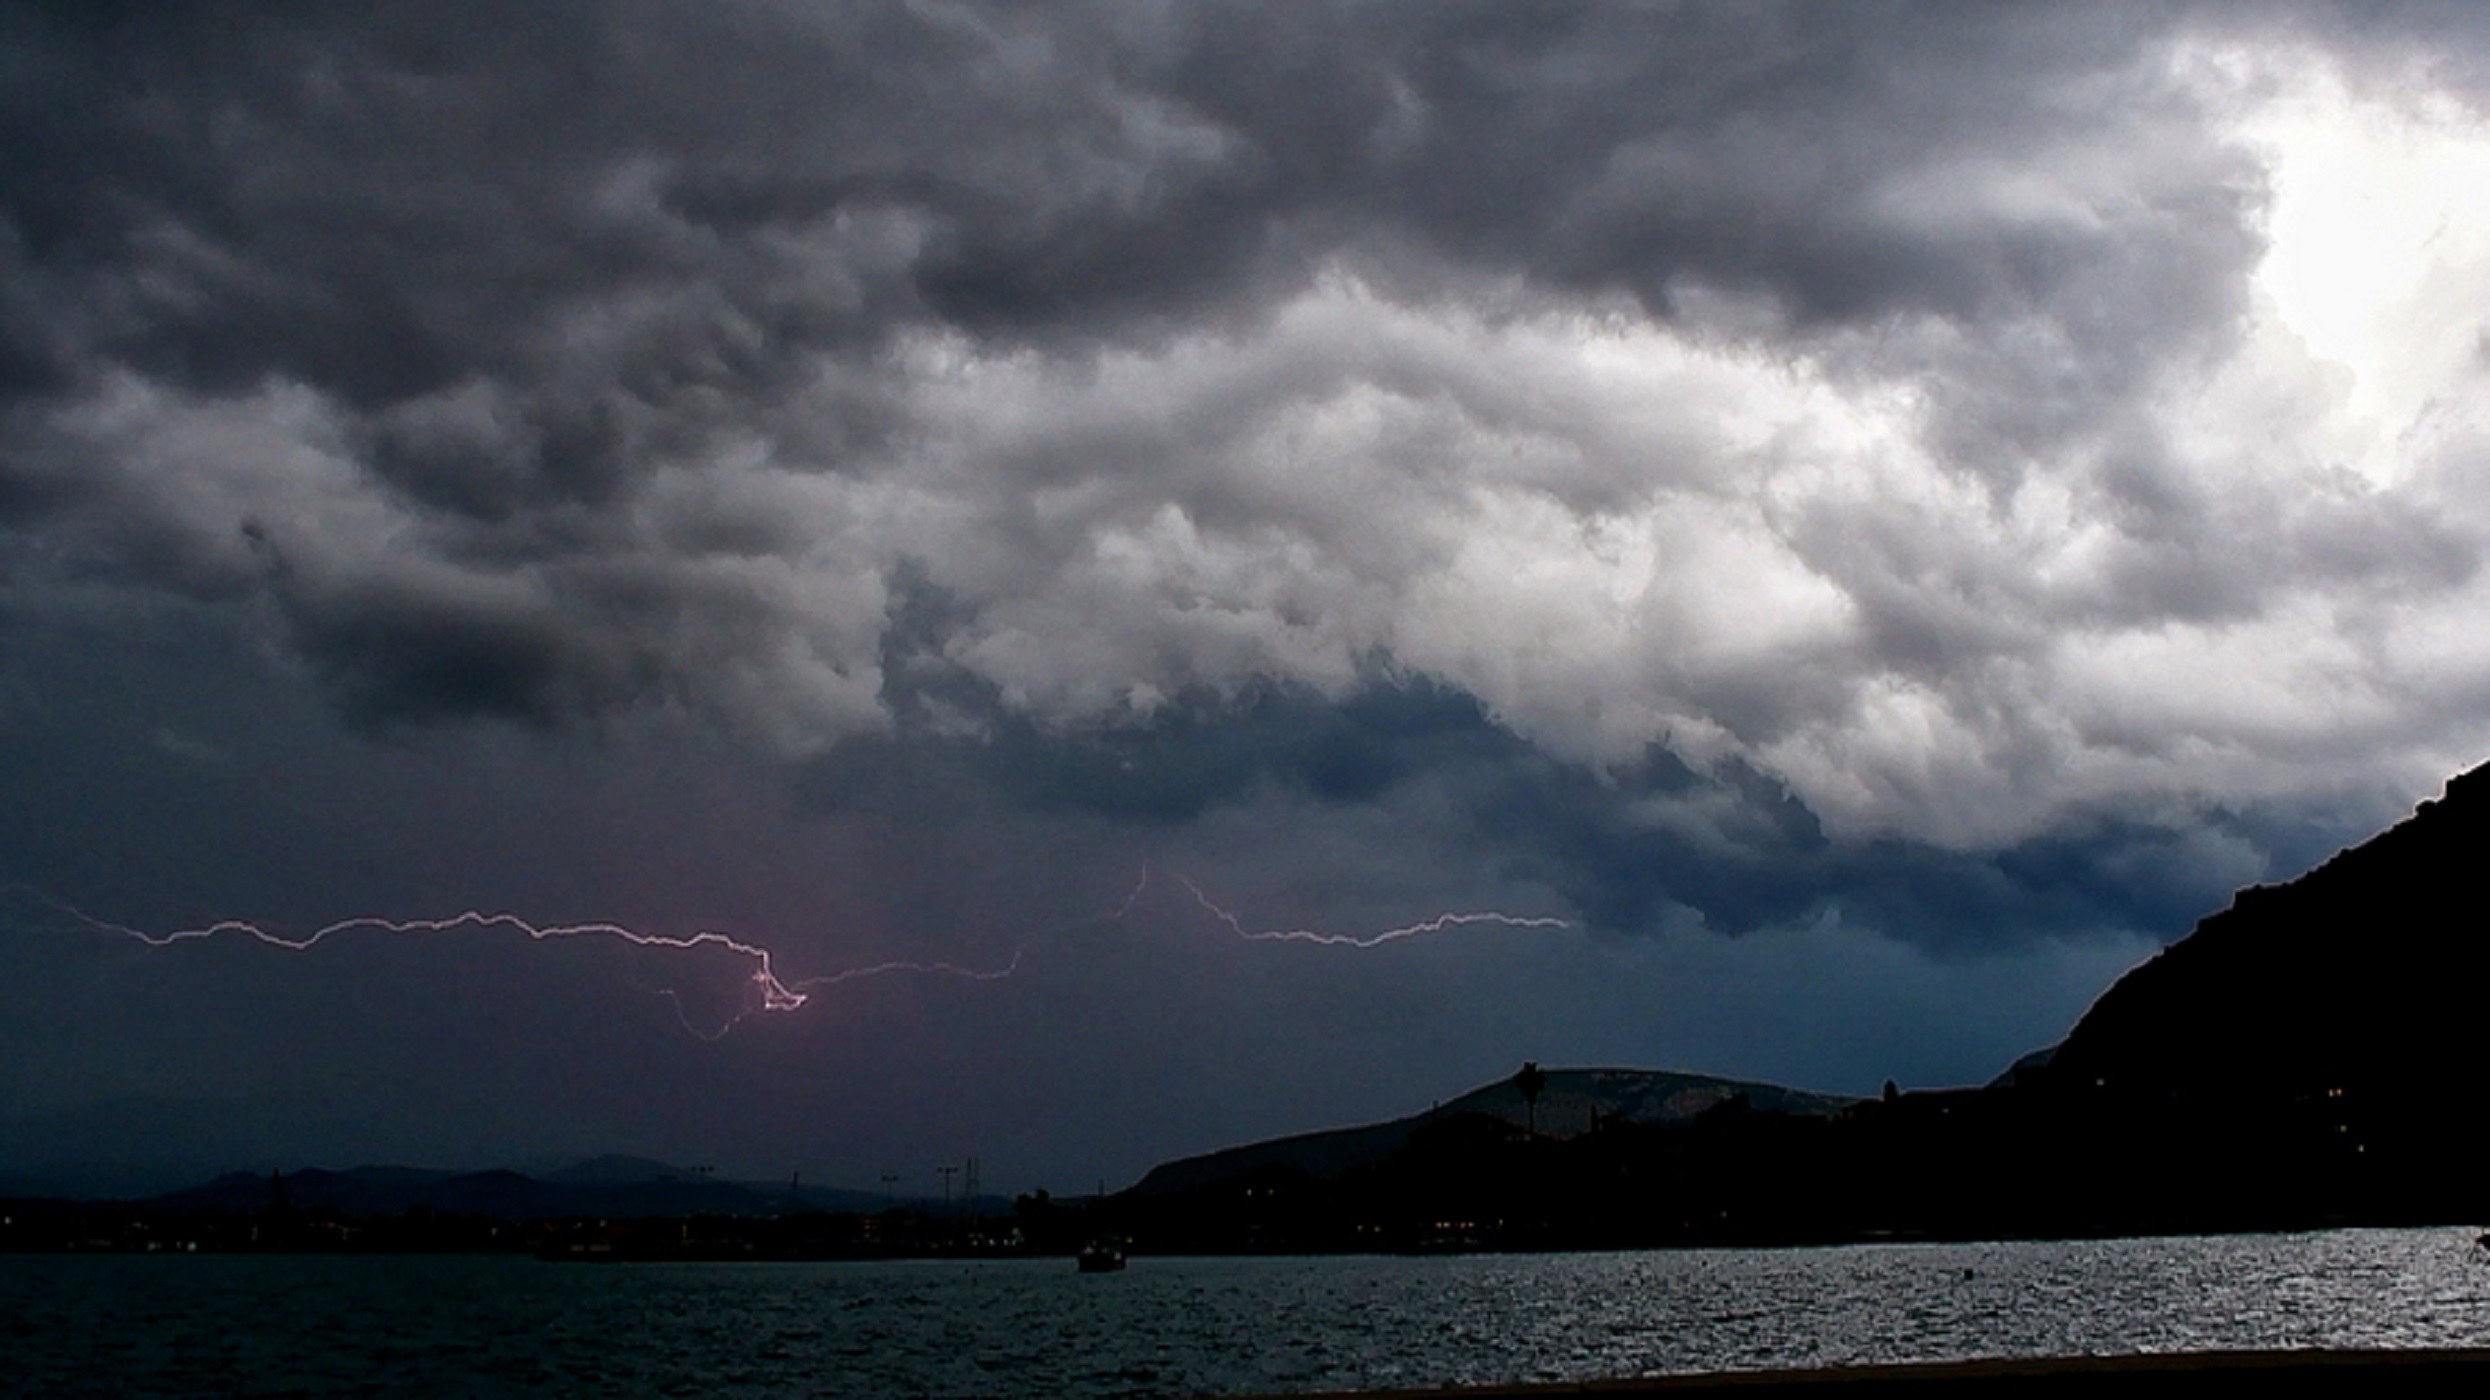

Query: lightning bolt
[1173,873,1571,948]
[5,868,1569,1038]
[8,890,819,1039]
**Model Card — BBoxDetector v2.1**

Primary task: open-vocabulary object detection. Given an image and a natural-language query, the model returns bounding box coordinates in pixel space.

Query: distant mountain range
[144,1154,1010,1221]
[1132,1068,1856,1197]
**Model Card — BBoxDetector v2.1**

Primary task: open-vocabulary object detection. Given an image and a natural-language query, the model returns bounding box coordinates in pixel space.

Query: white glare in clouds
[2195,39,2490,491]
[891,280,1905,772]
[842,41,2490,851]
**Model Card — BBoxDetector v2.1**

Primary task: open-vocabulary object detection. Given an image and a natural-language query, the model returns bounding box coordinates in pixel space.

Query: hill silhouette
[2052,762,2490,1113]
[144,1156,940,1222]
[1110,762,2490,1248]
[1133,1068,1855,1197]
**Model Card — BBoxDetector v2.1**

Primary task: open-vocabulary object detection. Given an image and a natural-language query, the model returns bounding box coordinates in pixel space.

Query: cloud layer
[10,1,2490,946]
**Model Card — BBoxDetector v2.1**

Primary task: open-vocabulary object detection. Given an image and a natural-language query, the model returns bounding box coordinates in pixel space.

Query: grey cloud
[283,576,605,729]
[1,3,2237,404]
[6,0,2488,858]
[805,616,2319,953]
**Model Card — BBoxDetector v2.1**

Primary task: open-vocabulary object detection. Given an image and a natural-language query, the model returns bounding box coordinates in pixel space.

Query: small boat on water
[1076,1238,1126,1272]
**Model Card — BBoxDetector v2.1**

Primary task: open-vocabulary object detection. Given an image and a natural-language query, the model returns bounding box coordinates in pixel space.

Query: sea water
[6,1228,2489,1396]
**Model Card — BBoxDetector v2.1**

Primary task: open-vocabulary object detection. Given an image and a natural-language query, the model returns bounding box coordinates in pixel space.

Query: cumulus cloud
[9,0,2490,945]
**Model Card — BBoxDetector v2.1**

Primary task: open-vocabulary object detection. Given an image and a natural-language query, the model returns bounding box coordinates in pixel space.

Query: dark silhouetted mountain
[2053,761,2490,1105]
[1999,761,2490,1218]
[540,1153,697,1187]
[1131,1067,1855,1197]
[155,1165,777,1221]
[1112,764,2490,1248]
[138,1159,981,1223]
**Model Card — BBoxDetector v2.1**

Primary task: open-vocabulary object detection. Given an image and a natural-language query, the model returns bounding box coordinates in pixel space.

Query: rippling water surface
[7,1229,2490,1396]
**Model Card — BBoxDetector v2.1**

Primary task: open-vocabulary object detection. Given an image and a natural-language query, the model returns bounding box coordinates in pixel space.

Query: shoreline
[1256,1348,2490,1397]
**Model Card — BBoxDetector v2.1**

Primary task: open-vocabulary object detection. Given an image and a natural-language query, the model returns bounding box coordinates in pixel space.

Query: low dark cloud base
[816,622,2326,953]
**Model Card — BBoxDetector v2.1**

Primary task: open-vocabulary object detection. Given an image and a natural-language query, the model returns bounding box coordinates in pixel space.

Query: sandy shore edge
[1243,1347,2490,1397]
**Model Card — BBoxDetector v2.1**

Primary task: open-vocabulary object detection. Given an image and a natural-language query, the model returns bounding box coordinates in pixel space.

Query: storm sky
[8,1,2490,1194]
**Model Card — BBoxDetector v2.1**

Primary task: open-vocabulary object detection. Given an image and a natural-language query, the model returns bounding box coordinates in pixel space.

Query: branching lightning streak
[9,867,1569,1037]
[14,890,815,1039]
[1173,873,1572,947]
[790,944,1030,993]
[1107,863,1154,921]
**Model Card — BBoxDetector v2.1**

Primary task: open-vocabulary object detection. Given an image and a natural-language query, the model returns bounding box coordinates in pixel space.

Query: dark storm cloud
[809,614,2291,953]
[0,2,2236,383]
[3,1,2209,558]
[7,0,2490,919]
